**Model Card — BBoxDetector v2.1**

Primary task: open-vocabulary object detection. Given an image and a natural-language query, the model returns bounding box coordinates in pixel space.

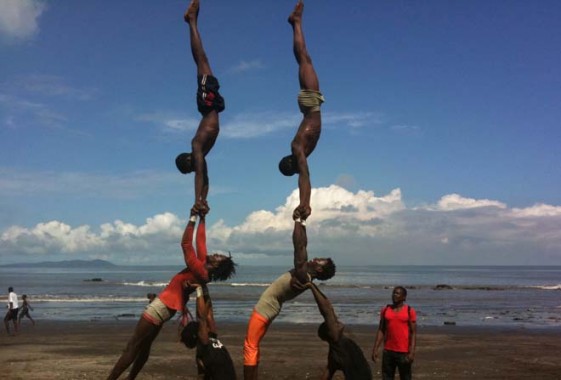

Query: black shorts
[6,308,18,321]
[196,75,225,115]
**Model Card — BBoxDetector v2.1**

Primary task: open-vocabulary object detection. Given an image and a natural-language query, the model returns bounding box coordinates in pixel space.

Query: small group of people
[4,287,35,336]
[107,0,417,379]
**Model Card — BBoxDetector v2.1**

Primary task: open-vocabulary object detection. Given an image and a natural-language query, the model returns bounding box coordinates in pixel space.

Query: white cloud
[229,59,264,73]
[0,92,67,129]
[149,110,385,140]
[322,112,382,130]
[2,186,560,265]
[0,168,184,199]
[0,0,46,42]
[511,203,561,218]
[221,111,299,138]
[433,193,506,211]
[16,74,98,100]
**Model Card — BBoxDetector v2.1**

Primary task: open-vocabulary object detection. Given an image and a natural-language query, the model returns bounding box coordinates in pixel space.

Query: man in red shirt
[107,211,236,380]
[371,287,417,380]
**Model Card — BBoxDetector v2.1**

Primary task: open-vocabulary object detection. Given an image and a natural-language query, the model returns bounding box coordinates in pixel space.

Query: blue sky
[1,0,560,266]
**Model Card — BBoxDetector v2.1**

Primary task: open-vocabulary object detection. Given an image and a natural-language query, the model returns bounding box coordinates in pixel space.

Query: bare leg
[107,318,160,380]
[289,1,319,92]
[4,314,10,335]
[185,0,212,76]
[243,365,258,380]
[125,325,161,380]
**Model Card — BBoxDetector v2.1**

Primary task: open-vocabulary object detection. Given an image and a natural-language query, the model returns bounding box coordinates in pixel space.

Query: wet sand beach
[2,320,561,379]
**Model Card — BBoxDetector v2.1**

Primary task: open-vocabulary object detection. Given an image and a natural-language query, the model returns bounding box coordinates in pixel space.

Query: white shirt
[8,291,18,309]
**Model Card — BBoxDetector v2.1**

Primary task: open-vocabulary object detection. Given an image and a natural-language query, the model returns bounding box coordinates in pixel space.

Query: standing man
[372,287,417,380]
[4,287,19,335]
[278,0,325,223]
[243,219,336,380]
[175,0,225,216]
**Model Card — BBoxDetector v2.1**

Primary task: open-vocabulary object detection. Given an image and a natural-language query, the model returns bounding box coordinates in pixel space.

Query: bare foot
[184,0,200,24]
[288,0,303,26]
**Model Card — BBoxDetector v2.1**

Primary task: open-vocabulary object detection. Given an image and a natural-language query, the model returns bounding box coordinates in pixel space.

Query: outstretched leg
[106,319,160,380]
[289,1,319,92]
[185,0,212,76]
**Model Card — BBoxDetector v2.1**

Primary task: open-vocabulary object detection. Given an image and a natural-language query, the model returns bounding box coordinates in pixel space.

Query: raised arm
[192,143,209,214]
[181,214,197,267]
[292,220,309,284]
[181,215,209,282]
[293,144,311,220]
[309,282,343,343]
[194,285,210,346]
[195,216,208,264]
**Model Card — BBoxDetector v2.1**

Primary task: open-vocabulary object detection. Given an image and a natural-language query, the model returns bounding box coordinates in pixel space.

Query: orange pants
[243,310,271,366]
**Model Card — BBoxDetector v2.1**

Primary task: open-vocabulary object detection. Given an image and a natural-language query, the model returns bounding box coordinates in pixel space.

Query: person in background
[4,287,19,335]
[372,287,417,380]
[146,293,157,304]
[17,294,35,327]
[180,283,236,379]
[175,0,225,217]
[278,0,325,223]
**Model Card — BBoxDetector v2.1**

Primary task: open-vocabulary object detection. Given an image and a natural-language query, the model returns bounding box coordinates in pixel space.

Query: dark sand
[2,320,561,379]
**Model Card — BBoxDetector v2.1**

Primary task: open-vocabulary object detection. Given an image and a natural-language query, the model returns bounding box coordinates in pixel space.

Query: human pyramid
[107,1,372,379]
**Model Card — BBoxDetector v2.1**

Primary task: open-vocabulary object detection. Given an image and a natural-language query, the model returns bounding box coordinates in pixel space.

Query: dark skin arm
[371,325,385,363]
[408,320,417,363]
[194,284,210,346]
[292,220,309,285]
[308,282,343,343]
[292,139,311,221]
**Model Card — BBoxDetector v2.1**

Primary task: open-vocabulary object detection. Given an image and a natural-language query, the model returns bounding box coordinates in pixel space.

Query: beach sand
[2,320,561,380]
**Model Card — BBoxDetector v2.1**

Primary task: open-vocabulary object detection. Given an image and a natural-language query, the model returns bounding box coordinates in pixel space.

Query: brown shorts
[298,89,325,114]
[141,297,176,326]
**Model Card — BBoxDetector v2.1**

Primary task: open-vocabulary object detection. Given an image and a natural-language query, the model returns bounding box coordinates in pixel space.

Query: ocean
[1,265,560,328]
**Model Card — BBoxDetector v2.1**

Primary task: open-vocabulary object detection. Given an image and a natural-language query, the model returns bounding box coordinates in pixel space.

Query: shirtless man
[278,0,325,223]
[243,218,336,380]
[176,0,225,216]
[307,282,372,379]
[180,283,237,379]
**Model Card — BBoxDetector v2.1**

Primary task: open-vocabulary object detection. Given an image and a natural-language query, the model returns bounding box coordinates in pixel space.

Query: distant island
[0,259,118,269]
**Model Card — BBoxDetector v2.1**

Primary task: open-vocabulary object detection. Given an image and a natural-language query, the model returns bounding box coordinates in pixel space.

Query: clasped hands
[292,204,311,222]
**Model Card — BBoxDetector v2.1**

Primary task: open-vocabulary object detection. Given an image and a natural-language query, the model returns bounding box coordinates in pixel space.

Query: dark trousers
[382,349,412,380]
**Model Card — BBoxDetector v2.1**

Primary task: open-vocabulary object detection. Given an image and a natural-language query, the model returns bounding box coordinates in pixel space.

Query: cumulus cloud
[2,185,559,265]
[432,194,507,211]
[0,0,46,43]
